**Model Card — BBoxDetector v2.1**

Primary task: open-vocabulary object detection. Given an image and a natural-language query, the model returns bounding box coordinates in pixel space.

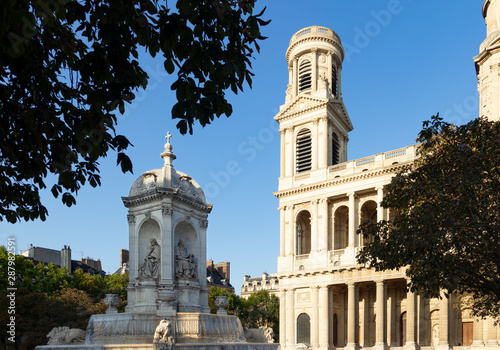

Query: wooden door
[462,322,473,346]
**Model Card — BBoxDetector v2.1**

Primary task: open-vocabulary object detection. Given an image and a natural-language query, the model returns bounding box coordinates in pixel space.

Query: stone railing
[328,145,417,179]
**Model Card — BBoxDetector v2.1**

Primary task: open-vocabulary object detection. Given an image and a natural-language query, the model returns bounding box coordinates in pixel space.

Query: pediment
[274,95,329,122]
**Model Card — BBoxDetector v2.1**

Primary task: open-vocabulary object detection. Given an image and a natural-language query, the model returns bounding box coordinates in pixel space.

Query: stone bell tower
[275,26,353,192]
[475,0,500,121]
[122,134,212,316]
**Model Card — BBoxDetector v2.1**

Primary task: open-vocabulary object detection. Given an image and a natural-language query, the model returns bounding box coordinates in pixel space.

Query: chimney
[60,246,71,273]
[215,262,230,283]
[120,249,129,266]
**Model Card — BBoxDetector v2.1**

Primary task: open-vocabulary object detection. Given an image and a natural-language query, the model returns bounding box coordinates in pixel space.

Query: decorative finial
[161,131,176,166]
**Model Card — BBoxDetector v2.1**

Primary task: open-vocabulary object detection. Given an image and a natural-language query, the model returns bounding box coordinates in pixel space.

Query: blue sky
[0,1,486,292]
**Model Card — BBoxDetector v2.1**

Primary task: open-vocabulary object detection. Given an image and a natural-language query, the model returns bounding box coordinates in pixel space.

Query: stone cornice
[122,187,212,213]
[274,163,412,199]
[287,36,344,64]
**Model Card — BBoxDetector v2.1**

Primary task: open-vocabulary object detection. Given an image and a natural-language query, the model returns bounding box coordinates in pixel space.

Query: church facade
[274,2,500,350]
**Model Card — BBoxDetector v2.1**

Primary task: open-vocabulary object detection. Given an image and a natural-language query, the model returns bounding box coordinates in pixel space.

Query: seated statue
[175,239,197,279]
[139,238,161,279]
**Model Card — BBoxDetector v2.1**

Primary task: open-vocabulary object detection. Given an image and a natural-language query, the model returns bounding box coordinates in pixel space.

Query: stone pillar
[320,117,329,168]
[327,52,332,94]
[337,63,342,98]
[280,129,286,177]
[437,291,450,350]
[286,289,295,348]
[346,283,359,350]
[311,286,320,347]
[487,317,498,345]
[311,48,317,92]
[388,288,397,346]
[285,128,293,177]
[339,290,346,347]
[280,207,286,257]
[312,118,319,170]
[292,58,298,97]
[405,289,418,350]
[375,280,387,350]
[285,206,294,256]
[280,289,287,346]
[471,316,484,347]
[348,193,357,248]
[376,186,385,221]
[318,199,329,251]
[319,286,330,350]
[311,200,319,252]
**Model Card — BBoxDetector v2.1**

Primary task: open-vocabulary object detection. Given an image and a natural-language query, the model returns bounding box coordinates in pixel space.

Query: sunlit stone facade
[274,14,500,350]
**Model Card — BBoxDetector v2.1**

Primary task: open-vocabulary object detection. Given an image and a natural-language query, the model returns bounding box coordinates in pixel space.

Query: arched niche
[296,210,311,255]
[174,221,199,281]
[334,206,349,250]
[360,200,377,246]
[138,219,161,268]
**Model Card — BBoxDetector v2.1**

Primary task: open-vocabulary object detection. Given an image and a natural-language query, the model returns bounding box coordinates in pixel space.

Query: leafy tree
[208,286,234,314]
[0,0,269,223]
[103,272,129,312]
[357,115,500,321]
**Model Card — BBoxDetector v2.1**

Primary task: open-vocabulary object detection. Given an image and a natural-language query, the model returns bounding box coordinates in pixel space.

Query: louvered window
[332,64,338,97]
[331,132,340,165]
[296,129,312,173]
[298,60,312,92]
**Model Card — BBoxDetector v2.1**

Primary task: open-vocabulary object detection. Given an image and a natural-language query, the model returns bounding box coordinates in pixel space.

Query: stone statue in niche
[175,239,197,280]
[139,238,161,279]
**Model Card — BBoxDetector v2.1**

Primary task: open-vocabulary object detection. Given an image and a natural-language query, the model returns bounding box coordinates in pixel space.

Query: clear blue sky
[0,1,485,292]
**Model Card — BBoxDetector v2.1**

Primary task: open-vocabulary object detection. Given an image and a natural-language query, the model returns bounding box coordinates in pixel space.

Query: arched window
[360,200,377,246]
[331,64,338,97]
[331,132,340,165]
[296,211,311,255]
[299,60,312,92]
[334,206,349,250]
[296,129,312,173]
[297,313,311,344]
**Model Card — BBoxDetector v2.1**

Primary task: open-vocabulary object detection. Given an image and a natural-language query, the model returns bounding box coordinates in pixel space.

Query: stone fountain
[36,134,278,350]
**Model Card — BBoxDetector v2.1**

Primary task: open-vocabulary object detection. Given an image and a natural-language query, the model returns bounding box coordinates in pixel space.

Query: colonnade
[279,187,385,259]
[278,280,473,350]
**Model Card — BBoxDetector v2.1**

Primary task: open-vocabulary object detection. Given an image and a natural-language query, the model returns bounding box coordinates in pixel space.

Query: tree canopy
[0,0,268,223]
[357,115,500,320]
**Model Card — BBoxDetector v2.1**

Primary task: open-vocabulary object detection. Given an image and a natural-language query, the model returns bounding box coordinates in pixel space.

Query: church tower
[275,26,353,193]
[475,0,500,121]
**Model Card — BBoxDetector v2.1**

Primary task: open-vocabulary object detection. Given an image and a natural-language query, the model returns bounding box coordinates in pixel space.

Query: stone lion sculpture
[47,326,86,345]
[153,318,174,350]
[244,326,275,343]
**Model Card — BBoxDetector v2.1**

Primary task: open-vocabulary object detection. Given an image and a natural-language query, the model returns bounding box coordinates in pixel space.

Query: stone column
[280,129,286,177]
[311,48,318,92]
[286,289,295,348]
[471,316,484,347]
[348,192,357,250]
[487,317,498,345]
[339,290,346,347]
[375,280,387,350]
[405,289,418,350]
[337,63,342,98]
[312,118,319,170]
[320,117,329,168]
[280,289,287,347]
[311,286,320,347]
[319,286,330,350]
[280,207,286,257]
[388,288,397,346]
[292,58,298,97]
[311,200,319,252]
[327,52,332,94]
[437,291,450,350]
[318,199,329,251]
[346,283,359,350]
[285,128,293,177]
[376,186,385,221]
[285,206,294,256]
